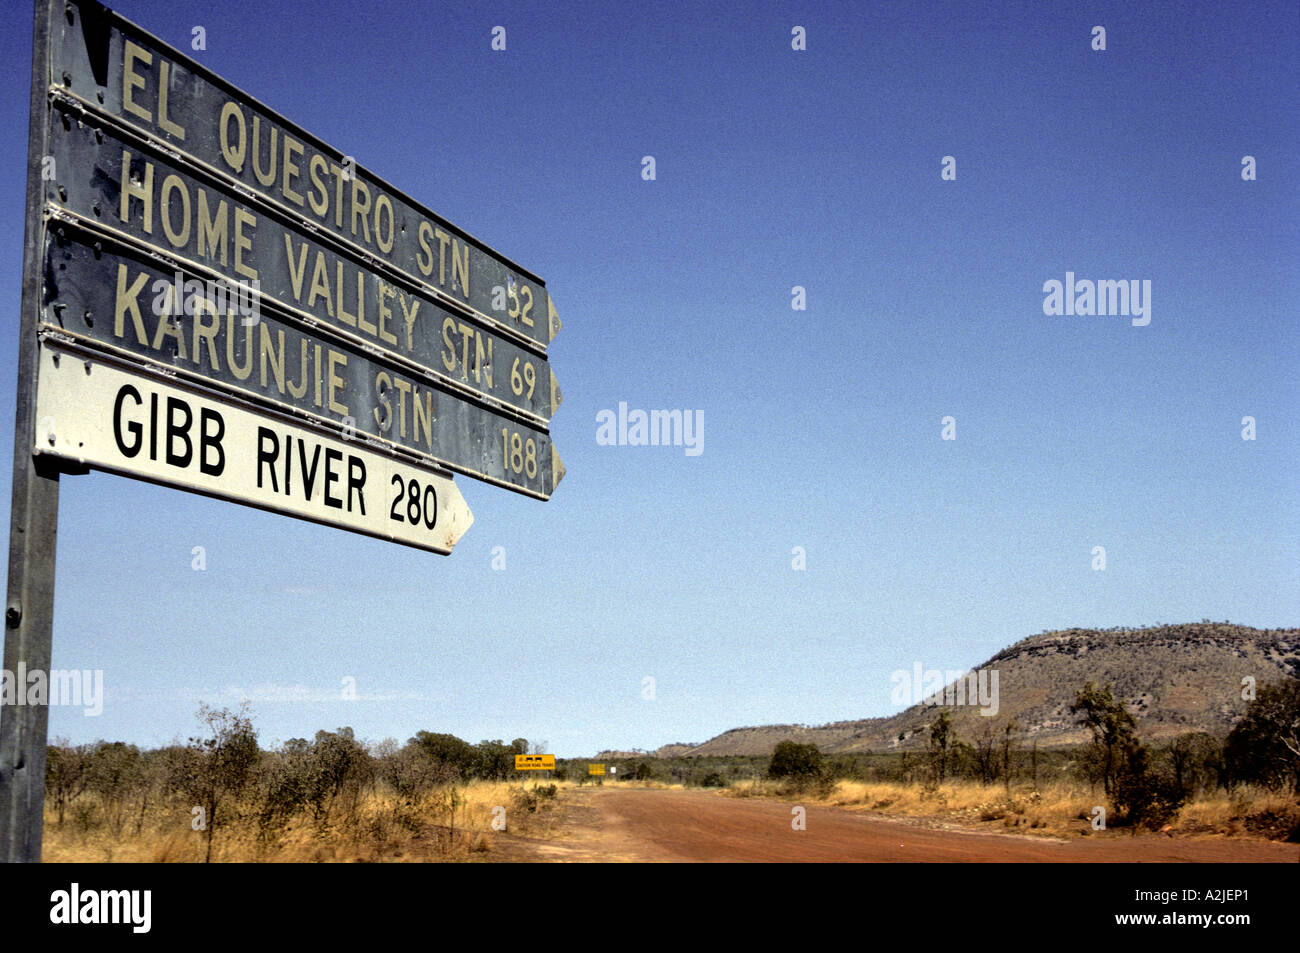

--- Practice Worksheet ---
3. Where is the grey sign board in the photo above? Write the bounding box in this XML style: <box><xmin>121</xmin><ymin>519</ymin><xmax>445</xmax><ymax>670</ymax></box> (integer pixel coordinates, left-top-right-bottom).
<box><xmin>34</xmin><ymin>0</ymin><xmax>564</xmax><ymax>498</ymax></box>
<box><xmin>45</xmin><ymin>102</ymin><xmax>560</xmax><ymax>427</ymax></box>
<box><xmin>41</xmin><ymin>224</ymin><xmax>558</xmax><ymax>498</ymax></box>
<box><xmin>47</xmin><ymin>1</ymin><xmax>561</xmax><ymax>350</ymax></box>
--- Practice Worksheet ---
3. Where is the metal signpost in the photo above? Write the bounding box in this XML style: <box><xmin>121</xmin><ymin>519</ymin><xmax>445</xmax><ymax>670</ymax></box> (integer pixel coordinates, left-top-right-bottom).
<box><xmin>0</xmin><ymin>0</ymin><xmax>564</xmax><ymax>862</ymax></box>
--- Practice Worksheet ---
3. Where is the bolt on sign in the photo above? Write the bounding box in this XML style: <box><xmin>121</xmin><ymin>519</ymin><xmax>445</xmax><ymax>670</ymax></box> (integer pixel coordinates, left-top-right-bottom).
<box><xmin>588</xmin><ymin>763</ymin><xmax>606</xmax><ymax>776</ymax></box>
<box><xmin>515</xmin><ymin>754</ymin><xmax>556</xmax><ymax>771</ymax></box>
<box><xmin>0</xmin><ymin>0</ymin><xmax>565</xmax><ymax>863</ymax></box>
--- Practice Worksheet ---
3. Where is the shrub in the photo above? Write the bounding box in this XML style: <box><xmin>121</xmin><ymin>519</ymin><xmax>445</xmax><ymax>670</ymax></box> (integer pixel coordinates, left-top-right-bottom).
<box><xmin>1225</xmin><ymin>680</ymin><xmax>1300</xmax><ymax>792</ymax></box>
<box><xmin>768</xmin><ymin>741</ymin><xmax>823</xmax><ymax>786</ymax></box>
<box><xmin>511</xmin><ymin>788</ymin><xmax>540</xmax><ymax>814</ymax></box>
<box><xmin>1110</xmin><ymin>744</ymin><xmax>1185</xmax><ymax>829</ymax></box>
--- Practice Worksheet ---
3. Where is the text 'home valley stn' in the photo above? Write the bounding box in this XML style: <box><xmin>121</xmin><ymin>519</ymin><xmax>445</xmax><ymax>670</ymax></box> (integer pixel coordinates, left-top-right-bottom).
<box><xmin>101</xmin><ymin>51</ymin><xmax>556</xmax><ymax>425</ymax></box>
<box><xmin>40</xmin><ymin>11</ymin><xmax>566</xmax><ymax>499</ymax></box>
<box><xmin>115</xmin><ymin>39</ymin><xmax>550</xmax><ymax>345</ymax></box>
<box><xmin>83</xmin><ymin>129</ymin><xmax>556</xmax><ymax>425</ymax></box>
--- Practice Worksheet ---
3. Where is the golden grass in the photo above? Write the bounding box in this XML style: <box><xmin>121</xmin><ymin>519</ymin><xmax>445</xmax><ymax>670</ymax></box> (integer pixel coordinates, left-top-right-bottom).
<box><xmin>1174</xmin><ymin>786</ymin><xmax>1300</xmax><ymax>836</ymax></box>
<box><xmin>41</xmin><ymin>775</ymin><xmax>1299</xmax><ymax>859</ymax></box>
<box><xmin>42</xmin><ymin>779</ymin><xmax>573</xmax><ymax>863</ymax></box>
<box><xmin>725</xmin><ymin>778</ymin><xmax>1299</xmax><ymax>839</ymax></box>
<box><xmin>598</xmin><ymin>779</ymin><xmax>685</xmax><ymax>790</ymax></box>
<box><xmin>819</xmin><ymin>779</ymin><xmax>1093</xmax><ymax>834</ymax></box>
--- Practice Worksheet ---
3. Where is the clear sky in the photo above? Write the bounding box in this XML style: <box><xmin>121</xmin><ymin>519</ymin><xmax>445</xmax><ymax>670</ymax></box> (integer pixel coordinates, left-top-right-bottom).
<box><xmin>0</xmin><ymin>0</ymin><xmax>1295</xmax><ymax>757</ymax></box>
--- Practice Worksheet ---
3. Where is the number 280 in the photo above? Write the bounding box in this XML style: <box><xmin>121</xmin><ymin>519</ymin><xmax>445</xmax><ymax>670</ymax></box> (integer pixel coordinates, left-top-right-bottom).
<box><xmin>389</xmin><ymin>474</ymin><xmax>438</xmax><ymax>529</ymax></box>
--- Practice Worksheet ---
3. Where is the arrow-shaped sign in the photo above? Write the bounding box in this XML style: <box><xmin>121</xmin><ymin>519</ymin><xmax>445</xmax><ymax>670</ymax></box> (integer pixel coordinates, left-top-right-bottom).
<box><xmin>33</xmin><ymin>344</ymin><xmax>474</xmax><ymax>555</ymax></box>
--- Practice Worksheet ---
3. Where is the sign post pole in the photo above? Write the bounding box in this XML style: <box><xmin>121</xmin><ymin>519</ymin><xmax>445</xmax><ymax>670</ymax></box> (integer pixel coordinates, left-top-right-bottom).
<box><xmin>2</xmin><ymin>0</ymin><xmax>566</xmax><ymax>860</ymax></box>
<box><xmin>0</xmin><ymin>0</ymin><xmax>58</xmax><ymax>864</ymax></box>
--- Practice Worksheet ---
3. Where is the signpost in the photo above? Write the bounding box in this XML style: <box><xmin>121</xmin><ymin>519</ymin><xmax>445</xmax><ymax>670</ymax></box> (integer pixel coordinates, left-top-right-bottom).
<box><xmin>588</xmin><ymin>763</ymin><xmax>606</xmax><ymax>777</ymax></box>
<box><xmin>41</xmin><ymin>46</ymin><xmax>563</xmax><ymax>498</ymax></box>
<box><xmin>0</xmin><ymin>0</ymin><xmax>565</xmax><ymax>861</ymax></box>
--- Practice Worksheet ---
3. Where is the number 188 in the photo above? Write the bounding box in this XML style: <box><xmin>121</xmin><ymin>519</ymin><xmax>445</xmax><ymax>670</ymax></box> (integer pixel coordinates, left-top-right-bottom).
<box><xmin>501</xmin><ymin>427</ymin><xmax>537</xmax><ymax>478</ymax></box>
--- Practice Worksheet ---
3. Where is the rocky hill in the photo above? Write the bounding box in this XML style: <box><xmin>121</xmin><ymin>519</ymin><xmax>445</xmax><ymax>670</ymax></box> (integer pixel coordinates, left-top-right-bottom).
<box><xmin>659</xmin><ymin>623</ymin><xmax>1299</xmax><ymax>757</ymax></box>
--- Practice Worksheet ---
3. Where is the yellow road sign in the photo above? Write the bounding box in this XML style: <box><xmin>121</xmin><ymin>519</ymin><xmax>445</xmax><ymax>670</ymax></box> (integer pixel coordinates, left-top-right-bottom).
<box><xmin>588</xmin><ymin>763</ymin><xmax>605</xmax><ymax>776</ymax></box>
<box><xmin>515</xmin><ymin>754</ymin><xmax>555</xmax><ymax>771</ymax></box>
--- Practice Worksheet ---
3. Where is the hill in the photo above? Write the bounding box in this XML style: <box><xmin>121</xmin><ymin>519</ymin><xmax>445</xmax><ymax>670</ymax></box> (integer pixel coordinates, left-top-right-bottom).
<box><xmin>666</xmin><ymin>623</ymin><xmax>1299</xmax><ymax>757</ymax></box>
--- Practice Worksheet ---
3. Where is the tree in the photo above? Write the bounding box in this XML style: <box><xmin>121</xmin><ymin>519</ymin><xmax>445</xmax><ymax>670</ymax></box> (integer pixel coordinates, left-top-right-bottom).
<box><xmin>1071</xmin><ymin>682</ymin><xmax>1180</xmax><ymax>828</ymax></box>
<box><xmin>470</xmin><ymin>738</ymin><xmax>529</xmax><ymax>781</ymax></box>
<box><xmin>1168</xmin><ymin>732</ymin><xmax>1222</xmax><ymax>799</ymax></box>
<box><xmin>257</xmin><ymin>742</ymin><xmax>309</xmax><ymax>835</ymax></box>
<box><xmin>305</xmin><ymin>728</ymin><xmax>372</xmax><ymax>826</ymax></box>
<box><xmin>1225</xmin><ymin>679</ymin><xmax>1300</xmax><ymax>792</ymax></box>
<box><xmin>45</xmin><ymin>738</ymin><xmax>90</xmax><ymax>825</ymax></box>
<box><xmin>176</xmin><ymin>703</ymin><xmax>259</xmax><ymax>862</ymax></box>
<box><xmin>927</xmin><ymin>711</ymin><xmax>953</xmax><ymax>783</ymax></box>
<box><xmin>409</xmin><ymin>731</ymin><xmax>476</xmax><ymax>779</ymax></box>
<box><xmin>85</xmin><ymin>741</ymin><xmax>142</xmax><ymax>837</ymax></box>
<box><xmin>768</xmin><ymin>741</ymin><xmax>823</xmax><ymax>783</ymax></box>
<box><xmin>1070</xmin><ymin>682</ymin><xmax>1137</xmax><ymax>795</ymax></box>
<box><xmin>972</xmin><ymin>723</ymin><xmax>999</xmax><ymax>784</ymax></box>
<box><xmin>256</xmin><ymin>728</ymin><xmax>374</xmax><ymax>833</ymax></box>
<box><xmin>374</xmin><ymin>740</ymin><xmax>454</xmax><ymax>805</ymax></box>
<box><xmin>1000</xmin><ymin>719</ymin><xmax>1019</xmax><ymax>792</ymax></box>
<box><xmin>1110</xmin><ymin>739</ymin><xmax>1184</xmax><ymax>829</ymax></box>
<box><xmin>132</xmin><ymin>748</ymin><xmax>170</xmax><ymax>836</ymax></box>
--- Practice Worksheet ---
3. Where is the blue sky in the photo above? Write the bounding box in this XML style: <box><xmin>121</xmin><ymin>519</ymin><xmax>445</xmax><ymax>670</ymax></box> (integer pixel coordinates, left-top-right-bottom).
<box><xmin>0</xmin><ymin>0</ymin><xmax>1295</xmax><ymax>756</ymax></box>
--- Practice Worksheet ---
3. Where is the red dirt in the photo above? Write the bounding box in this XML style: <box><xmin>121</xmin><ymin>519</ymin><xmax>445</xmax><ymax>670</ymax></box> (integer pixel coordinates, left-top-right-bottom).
<box><xmin>495</xmin><ymin>787</ymin><xmax>1300</xmax><ymax>863</ymax></box>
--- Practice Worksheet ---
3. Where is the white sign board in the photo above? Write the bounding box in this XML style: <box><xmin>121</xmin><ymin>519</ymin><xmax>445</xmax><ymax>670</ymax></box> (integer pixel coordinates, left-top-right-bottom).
<box><xmin>34</xmin><ymin>346</ymin><xmax>473</xmax><ymax>554</ymax></box>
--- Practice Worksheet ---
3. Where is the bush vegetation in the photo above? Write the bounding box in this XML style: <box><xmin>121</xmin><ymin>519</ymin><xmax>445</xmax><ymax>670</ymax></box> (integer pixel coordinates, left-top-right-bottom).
<box><xmin>43</xmin><ymin>708</ymin><xmax>550</xmax><ymax>862</ymax></box>
<box><xmin>44</xmin><ymin>676</ymin><xmax>1299</xmax><ymax>857</ymax></box>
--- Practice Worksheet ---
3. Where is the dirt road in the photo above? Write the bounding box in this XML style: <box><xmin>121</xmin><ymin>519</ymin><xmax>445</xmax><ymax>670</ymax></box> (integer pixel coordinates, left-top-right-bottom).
<box><xmin>497</xmin><ymin>787</ymin><xmax>1298</xmax><ymax>862</ymax></box>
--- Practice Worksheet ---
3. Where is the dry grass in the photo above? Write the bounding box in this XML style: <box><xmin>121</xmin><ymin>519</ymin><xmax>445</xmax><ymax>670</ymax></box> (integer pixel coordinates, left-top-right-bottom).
<box><xmin>820</xmin><ymin>779</ymin><xmax>1093</xmax><ymax>835</ymax></box>
<box><xmin>1174</xmin><ymin>786</ymin><xmax>1300</xmax><ymax>838</ymax></box>
<box><xmin>597</xmin><ymin>779</ymin><xmax>685</xmax><ymax>791</ymax></box>
<box><xmin>42</xmin><ymin>779</ymin><xmax>572</xmax><ymax>863</ymax></box>
<box><xmin>724</xmin><ymin>778</ymin><xmax>1299</xmax><ymax>840</ymax></box>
